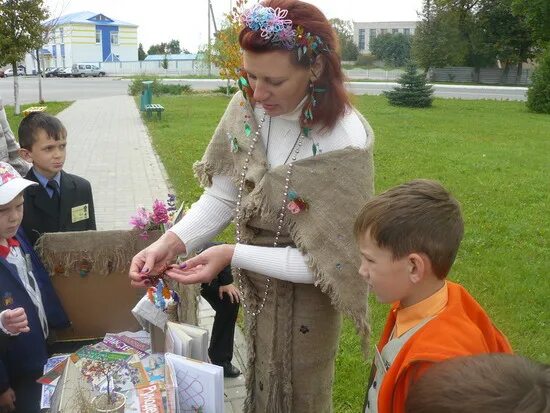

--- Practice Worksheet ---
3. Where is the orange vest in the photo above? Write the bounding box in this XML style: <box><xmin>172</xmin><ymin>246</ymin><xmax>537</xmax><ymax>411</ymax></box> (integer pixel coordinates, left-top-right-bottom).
<box><xmin>375</xmin><ymin>281</ymin><xmax>512</xmax><ymax>413</ymax></box>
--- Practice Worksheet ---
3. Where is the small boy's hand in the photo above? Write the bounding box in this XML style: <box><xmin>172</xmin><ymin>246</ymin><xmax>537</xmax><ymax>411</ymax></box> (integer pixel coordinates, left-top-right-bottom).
<box><xmin>219</xmin><ymin>284</ymin><xmax>241</xmax><ymax>304</ymax></box>
<box><xmin>0</xmin><ymin>387</ymin><xmax>16</xmax><ymax>412</ymax></box>
<box><xmin>1</xmin><ymin>308</ymin><xmax>30</xmax><ymax>334</ymax></box>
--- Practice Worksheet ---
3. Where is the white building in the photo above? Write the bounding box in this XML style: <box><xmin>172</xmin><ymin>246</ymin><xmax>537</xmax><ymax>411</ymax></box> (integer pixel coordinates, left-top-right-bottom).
<box><xmin>353</xmin><ymin>21</ymin><xmax>418</xmax><ymax>54</ymax></box>
<box><xmin>25</xmin><ymin>11</ymin><xmax>138</xmax><ymax>72</ymax></box>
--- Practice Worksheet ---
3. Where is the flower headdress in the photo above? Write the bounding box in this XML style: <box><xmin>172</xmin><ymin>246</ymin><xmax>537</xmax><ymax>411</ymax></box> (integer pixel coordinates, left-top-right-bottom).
<box><xmin>240</xmin><ymin>4</ymin><xmax>328</xmax><ymax>64</ymax></box>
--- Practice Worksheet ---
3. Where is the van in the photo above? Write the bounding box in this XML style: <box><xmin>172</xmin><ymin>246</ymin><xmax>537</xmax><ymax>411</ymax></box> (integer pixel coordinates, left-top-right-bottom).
<box><xmin>71</xmin><ymin>64</ymin><xmax>105</xmax><ymax>77</ymax></box>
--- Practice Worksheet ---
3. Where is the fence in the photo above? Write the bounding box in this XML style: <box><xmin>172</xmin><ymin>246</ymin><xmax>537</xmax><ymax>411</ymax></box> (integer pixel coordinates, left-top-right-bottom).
<box><xmin>430</xmin><ymin>66</ymin><xmax>532</xmax><ymax>85</ymax></box>
<box><xmin>344</xmin><ymin>68</ymin><xmax>405</xmax><ymax>81</ymax></box>
<box><xmin>97</xmin><ymin>60</ymin><xmax>219</xmax><ymax>76</ymax></box>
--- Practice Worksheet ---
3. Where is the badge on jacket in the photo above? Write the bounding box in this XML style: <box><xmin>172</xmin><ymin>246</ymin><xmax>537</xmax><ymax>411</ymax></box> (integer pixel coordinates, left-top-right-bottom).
<box><xmin>3</xmin><ymin>292</ymin><xmax>13</xmax><ymax>307</ymax></box>
<box><xmin>71</xmin><ymin>204</ymin><xmax>90</xmax><ymax>223</ymax></box>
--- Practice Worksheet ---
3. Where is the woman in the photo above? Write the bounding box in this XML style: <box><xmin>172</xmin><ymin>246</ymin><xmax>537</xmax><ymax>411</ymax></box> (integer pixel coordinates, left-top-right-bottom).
<box><xmin>129</xmin><ymin>1</ymin><xmax>374</xmax><ymax>411</ymax></box>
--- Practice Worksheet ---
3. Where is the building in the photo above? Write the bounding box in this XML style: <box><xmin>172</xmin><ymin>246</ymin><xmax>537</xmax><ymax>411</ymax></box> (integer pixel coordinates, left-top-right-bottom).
<box><xmin>25</xmin><ymin>11</ymin><xmax>138</xmax><ymax>71</ymax></box>
<box><xmin>143</xmin><ymin>54</ymin><xmax>198</xmax><ymax>62</ymax></box>
<box><xmin>353</xmin><ymin>21</ymin><xmax>418</xmax><ymax>54</ymax></box>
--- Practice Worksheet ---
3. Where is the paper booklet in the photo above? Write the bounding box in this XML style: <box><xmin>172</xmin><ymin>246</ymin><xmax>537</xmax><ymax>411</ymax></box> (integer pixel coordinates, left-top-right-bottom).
<box><xmin>164</xmin><ymin>353</ymin><xmax>224</xmax><ymax>413</ymax></box>
<box><xmin>165</xmin><ymin>321</ymin><xmax>209</xmax><ymax>362</ymax></box>
<box><xmin>49</xmin><ymin>358</ymin><xmax>93</xmax><ymax>413</ymax></box>
<box><xmin>132</xmin><ymin>294</ymin><xmax>169</xmax><ymax>331</ymax></box>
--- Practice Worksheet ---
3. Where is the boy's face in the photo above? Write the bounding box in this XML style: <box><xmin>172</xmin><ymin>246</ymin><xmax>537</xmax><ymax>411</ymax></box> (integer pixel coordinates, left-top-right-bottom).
<box><xmin>0</xmin><ymin>194</ymin><xmax>24</xmax><ymax>241</ymax></box>
<box><xmin>358</xmin><ymin>230</ymin><xmax>415</xmax><ymax>305</ymax></box>
<box><xmin>20</xmin><ymin>128</ymin><xmax>66</xmax><ymax>179</ymax></box>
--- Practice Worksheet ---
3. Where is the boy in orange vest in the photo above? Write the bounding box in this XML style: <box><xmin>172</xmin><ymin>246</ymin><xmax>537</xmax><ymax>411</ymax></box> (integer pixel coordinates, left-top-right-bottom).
<box><xmin>355</xmin><ymin>179</ymin><xmax>512</xmax><ymax>413</ymax></box>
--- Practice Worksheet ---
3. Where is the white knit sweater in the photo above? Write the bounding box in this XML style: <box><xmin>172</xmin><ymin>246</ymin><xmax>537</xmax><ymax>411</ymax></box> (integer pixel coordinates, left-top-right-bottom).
<box><xmin>169</xmin><ymin>100</ymin><xmax>368</xmax><ymax>284</ymax></box>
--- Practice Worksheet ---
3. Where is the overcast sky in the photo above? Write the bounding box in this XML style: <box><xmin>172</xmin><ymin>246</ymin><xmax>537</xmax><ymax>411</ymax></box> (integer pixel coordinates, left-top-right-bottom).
<box><xmin>44</xmin><ymin>0</ymin><xmax>423</xmax><ymax>53</ymax></box>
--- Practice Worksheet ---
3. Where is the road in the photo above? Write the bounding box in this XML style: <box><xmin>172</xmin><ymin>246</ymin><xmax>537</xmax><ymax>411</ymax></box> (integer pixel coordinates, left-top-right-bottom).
<box><xmin>0</xmin><ymin>76</ymin><xmax>527</xmax><ymax>105</ymax></box>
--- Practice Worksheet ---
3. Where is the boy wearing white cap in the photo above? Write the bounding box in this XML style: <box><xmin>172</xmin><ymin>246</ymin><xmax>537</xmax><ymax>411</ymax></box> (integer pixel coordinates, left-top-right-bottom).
<box><xmin>0</xmin><ymin>162</ymin><xmax>69</xmax><ymax>413</ymax></box>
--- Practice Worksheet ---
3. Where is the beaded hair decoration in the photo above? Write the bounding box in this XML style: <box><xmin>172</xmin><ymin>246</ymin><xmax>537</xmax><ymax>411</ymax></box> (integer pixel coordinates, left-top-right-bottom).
<box><xmin>240</xmin><ymin>4</ymin><xmax>328</xmax><ymax>64</ymax></box>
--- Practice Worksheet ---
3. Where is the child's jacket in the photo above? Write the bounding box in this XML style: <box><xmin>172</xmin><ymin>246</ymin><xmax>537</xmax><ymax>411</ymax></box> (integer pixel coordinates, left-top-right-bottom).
<box><xmin>372</xmin><ymin>281</ymin><xmax>512</xmax><ymax>413</ymax></box>
<box><xmin>0</xmin><ymin>228</ymin><xmax>69</xmax><ymax>392</ymax></box>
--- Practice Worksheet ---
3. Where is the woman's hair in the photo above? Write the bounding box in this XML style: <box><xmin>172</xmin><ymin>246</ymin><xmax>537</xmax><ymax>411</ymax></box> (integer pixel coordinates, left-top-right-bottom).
<box><xmin>239</xmin><ymin>0</ymin><xmax>350</xmax><ymax>131</ymax></box>
<box><xmin>406</xmin><ymin>354</ymin><xmax>550</xmax><ymax>413</ymax></box>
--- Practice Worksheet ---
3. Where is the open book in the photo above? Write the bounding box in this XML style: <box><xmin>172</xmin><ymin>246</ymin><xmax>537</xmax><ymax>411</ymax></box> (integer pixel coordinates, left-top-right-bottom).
<box><xmin>165</xmin><ymin>321</ymin><xmax>209</xmax><ymax>362</ymax></box>
<box><xmin>165</xmin><ymin>353</ymin><xmax>223</xmax><ymax>413</ymax></box>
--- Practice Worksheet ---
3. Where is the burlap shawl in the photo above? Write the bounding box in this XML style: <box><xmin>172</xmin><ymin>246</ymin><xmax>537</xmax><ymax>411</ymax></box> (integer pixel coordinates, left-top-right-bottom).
<box><xmin>194</xmin><ymin>92</ymin><xmax>375</xmax><ymax>353</ymax></box>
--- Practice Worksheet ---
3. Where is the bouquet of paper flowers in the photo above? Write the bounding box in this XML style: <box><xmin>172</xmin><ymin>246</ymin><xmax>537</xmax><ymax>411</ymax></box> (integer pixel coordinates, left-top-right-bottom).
<box><xmin>130</xmin><ymin>194</ymin><xmax>183</xmax><ymax>318</ymax></box>
<box><xmin>129</xmin><ymin>194</ymin><xmax>179</xmax><ymax>240</ymax></box>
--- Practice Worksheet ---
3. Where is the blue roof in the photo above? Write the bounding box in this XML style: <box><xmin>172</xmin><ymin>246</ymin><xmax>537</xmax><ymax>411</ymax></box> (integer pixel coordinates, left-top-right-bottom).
<box><xmin>46</xmin><ymin>11</ymin><xmax>137</xmax><ymax>27</ymax></box>
<box><xmin>144</xmin><ymin>54</ymin><xmax>197</xmax><ymax>61</ymax></box>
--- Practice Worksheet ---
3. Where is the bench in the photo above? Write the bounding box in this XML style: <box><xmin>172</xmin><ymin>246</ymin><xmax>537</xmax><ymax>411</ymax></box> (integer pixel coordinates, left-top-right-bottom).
<box><xmin>144</xmin><ymin>104</ymin><xmax>165</xmax><ymax>120</ymax></box>
<box><xmin>22</xmin><ymin>106</ymin><xmax>47</xmax><ymax>116</ymax></box>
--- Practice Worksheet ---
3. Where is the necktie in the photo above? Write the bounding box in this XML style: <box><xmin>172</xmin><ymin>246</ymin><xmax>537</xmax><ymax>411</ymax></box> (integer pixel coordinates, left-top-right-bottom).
<box><xmin>46</xmin><ymin>179</ymin><xmax>60</xmax><ymax>205</ymax></box>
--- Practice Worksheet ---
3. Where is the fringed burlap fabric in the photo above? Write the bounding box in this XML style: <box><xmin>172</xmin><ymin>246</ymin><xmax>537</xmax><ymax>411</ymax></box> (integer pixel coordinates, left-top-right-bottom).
<box><xmin>194</xmin><ymin>92</ymin><xmax>375</xmax><ymax>412</ymax></box>
<box><xmin>36</xmin><ymin>230</ymin><xmax>198</xmax><ymax>339</ymax></box>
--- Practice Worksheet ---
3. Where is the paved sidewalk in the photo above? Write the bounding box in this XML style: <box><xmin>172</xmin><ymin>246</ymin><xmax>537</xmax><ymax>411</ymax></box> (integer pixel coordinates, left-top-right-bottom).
<box><xmin>58</xmin><ymin>95</ymin><xmax>246</xmax><ymax>412</ymax></box>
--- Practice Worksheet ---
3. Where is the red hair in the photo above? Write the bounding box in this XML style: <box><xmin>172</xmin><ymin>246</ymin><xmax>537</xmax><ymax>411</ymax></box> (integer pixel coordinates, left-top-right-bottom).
<box><xmin>239</xmin><ymin>0</ymin><xmax>350</xmax><ymax>131</ymax></box>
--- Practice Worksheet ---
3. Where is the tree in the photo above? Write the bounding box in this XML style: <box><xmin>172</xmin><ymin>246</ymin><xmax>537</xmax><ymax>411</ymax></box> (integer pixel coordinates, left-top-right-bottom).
<box><xmin>512</xmin><ymin>0</ymin><xmax>550</xmax><ymax>45</ymax></box>
<box><xmin>147</xmin><ymin>40</ymin><xmax>189</xmax><ymax>56</ymax></box>
<box><xmin>0</xmin><ymin>0</ymin><xmax>49</xmax><ymax>114</ymax></box>
<box><xmin>210</xmin><ymin>0</ymin><xmax>248</xmax><ymax>90</ymax></box>
<box><xmin>370</xmin><ymin>33</ymin><xmax>412</xmax><ymax>67</ymax></box>
<box><xmin>138</xmin><ymin>43</ymin><xmax>147</xmax><ymax>61</ymax></box>
<box><xmin>384</xmin><ymin>63</ymin><xmax>434</xmax><ymax>107</ymax></box>
<box><xmin>526</xmin><ymin>46</ymin><xmax>550</xmax><ymax>113</ymax></box>
<box><xmin>329</xmin><ymin>18</ymin><xmax>359</xmax><ymax>61</ymax></box>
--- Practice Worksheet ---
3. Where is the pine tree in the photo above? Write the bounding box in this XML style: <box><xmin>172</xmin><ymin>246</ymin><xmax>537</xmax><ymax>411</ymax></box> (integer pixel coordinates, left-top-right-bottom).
<box><xmin>384</xmin><ymin>63</ymin><xmax>434</xmax><ymax>107</ymax></box>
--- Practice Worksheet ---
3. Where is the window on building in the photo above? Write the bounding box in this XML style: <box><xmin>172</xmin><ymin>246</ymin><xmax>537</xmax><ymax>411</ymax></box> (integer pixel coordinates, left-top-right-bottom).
<box><xmin>358</xmin><ymin>29</ymin><xmax>365</xmax><ymax>51</ymax></box>
<box><xmin>96</xmin><ymin>30</ymin><xmax>101</xmax><ymax>43</ymax></box>
<box><xmin>392</xmin><ymin>29</ymin><xmax>398</xmax><ymax>34</ymax></box>
<box><xmin>404</xmin><ymin>28</ymin><xmax>411</xmax><ymax>36</ymax></box>
<box><xmin>49</xmin><ymin>31</ymin><xmax>56</xmax><ymax>44</ymax></box>
<box><xmin>110</xmin><ymin>31</ymin><xmax>119</xmax><ymax>45</ymax></box>
<box><xmin>369</xmin><ymin>29</ymin><xmax>377</xmax><ymax>39</ymax></box>
<box><xmin>60</xmin><ymin>27</ymin><xmax>64</xmax><ymax>42</ymax></box>
<box><xmin>380</xmin><ymin>29</ymin><xmax>387</xmax><ymax>35</ymax></box>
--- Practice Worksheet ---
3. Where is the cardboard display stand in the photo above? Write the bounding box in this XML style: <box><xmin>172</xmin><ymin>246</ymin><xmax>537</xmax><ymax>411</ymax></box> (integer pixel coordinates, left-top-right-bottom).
<box><xmin>37</xmin><ymin>230</ymin><xmax>198</xmax><ymax>341</ymax></box>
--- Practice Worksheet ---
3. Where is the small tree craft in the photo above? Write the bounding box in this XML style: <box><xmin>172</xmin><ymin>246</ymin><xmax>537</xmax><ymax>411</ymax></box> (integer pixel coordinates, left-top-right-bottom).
<box><xmin>384</xmin><ymin>62</ymin><xmax>434</xmax><ymax>108</ymax></box>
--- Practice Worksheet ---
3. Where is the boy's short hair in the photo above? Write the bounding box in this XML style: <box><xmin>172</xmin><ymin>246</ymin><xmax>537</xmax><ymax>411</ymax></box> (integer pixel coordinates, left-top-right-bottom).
<box><xmin>405</xmin><ymin>354</ymin><xmax>550</xmax><ymax>413</ymax></box>
<box><xmin>354</xmin><ymin>179</ymin><xmax>464</xmax><ymax>278</ymax></box>
<box><xmin>18</xmin><ymin>112</ymin><xmax>67</xmax><ymax>150</ymax></box>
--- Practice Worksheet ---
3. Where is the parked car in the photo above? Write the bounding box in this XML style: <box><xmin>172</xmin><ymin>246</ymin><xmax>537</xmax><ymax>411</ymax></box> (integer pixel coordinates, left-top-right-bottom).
<box><xmin>4</xmin><ymin>66</ymin><xmax>25</xmax><ymax>77</ymax></box>
<box><xmin>57</xmin><ymin>67</ymin><xmax>73</xmax><ymax>78</ymax></box>
<box><xmin>0</xmin><ymin>70</ymin><xmax>4</xmax><ymax>78</ymax></box>
<box><xmin>71</xmin><ymin>63</ymin><xmax>105</xmax><ymax>77</ymax></box>
<box><xmin>44</xmin><ymin>67</ymin><xmax>62</xmax><ymax>77</ymax></box>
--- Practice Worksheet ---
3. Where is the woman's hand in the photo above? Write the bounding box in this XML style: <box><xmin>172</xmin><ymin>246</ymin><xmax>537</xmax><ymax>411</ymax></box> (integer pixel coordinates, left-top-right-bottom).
<box><xmin>0</xmin><ymin>388</ymin><xmax>16</xmax><ymax>413</ymax></box>
<box><xmin>1</xmin><ymin>308</ymin><xmax>29</xmax><ymax>335</ymax></box>
<box><xmin>219</xmin><ymin>283</ymin><xmax>241</xmax><ymax>304</ymax></box>
<box><xmin>129</xmin><ymin>231</ymin><xmax>186</xmax><ymax>288</ymax></box>
<box><xmin>165</xmin><ymin>244</ymin><xmax>235</xmax><ymax>285</ymax></box>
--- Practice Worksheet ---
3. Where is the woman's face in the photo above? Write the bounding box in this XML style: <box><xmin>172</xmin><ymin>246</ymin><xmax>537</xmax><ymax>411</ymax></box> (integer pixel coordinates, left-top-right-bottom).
<box><xmin>243</xmin><ymin>50</ymin><xmax>311</xmax><ymax>117</ymax></box>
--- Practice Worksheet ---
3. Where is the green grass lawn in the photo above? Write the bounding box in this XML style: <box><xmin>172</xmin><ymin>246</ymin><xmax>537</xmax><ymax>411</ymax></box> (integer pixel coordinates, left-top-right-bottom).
<box><xmin>140</xmin><ymin>94</ymin><xmax>549</xmax><ymax>412</ymax></box>
<box><xmin>4</xmin><ymin>101</ymin><xmax>73</xmax><ymax>135</ymax></box>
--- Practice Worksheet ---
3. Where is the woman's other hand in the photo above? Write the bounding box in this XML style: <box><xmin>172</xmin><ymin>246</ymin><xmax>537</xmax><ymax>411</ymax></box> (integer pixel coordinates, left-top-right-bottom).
<box><xmin>129</xmin><ymin>231</ymin><xmax>186</xmax><ymax>287</ymax></box>
<box><xmin>165</xmin><ymin>244</ymin><xmax>235</xmax><ymax>285</ymax></box>
<box><xmin>219</xmin><ymin>283</ymin><xmax>241</xmax><ymax>304</ymax></box>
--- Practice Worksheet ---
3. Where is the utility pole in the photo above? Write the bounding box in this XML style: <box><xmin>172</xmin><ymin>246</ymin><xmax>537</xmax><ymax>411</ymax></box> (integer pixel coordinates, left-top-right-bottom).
<box><xmin>207</xmin><ymin>0</ymin><xmax>211</xmax><ymax>76</ymax></box>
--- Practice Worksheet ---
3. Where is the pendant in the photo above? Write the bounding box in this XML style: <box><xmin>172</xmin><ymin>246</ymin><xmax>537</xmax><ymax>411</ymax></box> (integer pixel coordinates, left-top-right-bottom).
<box><xmin>227</xmin><ymin>132</ymin><xmax>239</xmax><ymax>153</ymax></box>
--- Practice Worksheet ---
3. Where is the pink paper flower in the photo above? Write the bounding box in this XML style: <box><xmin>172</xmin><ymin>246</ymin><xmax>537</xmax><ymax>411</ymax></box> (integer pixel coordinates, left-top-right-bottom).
<box><xmin>152</xmin><ymin>199</ymin><xmax>169</xmax><ymax>225</ymax></box>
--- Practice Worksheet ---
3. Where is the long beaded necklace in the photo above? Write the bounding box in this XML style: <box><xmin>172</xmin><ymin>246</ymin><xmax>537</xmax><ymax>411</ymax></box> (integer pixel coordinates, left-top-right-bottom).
<box><xmin>235</xmin><ymin>111</ymin><xmax>305</xmax><ymax>317</ymax></box>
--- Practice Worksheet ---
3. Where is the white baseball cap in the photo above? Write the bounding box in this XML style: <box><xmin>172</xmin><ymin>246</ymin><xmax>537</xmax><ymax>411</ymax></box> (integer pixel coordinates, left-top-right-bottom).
<box><xmin>0</xmin><ymin>162</ymin><xmax>37</xmax><ymax>205</ymax></box>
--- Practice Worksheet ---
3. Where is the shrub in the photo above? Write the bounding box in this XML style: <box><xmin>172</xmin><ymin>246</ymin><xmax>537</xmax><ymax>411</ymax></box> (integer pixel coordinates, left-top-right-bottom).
<box><xmin>527</xmin><ymin>47</ymin><xmax>550</xmax><ymax>114</ymax></box>
<box><xmin>384</xmin><ymin>63</ymin><xmax>434</xmax><ymax>107</ymax></box>
<box><xmin>356</xmin><ymin>53</ymin><xmax>378</xmax><ymax>67</ymax></box>
<box><xmin>128</xmin><ymin>75</ymin><xmax>192</xmax><ymax>96</ymax></box>
<box><xmin>213</xmin><ymin>85</ymin><xmax>238</xmax><ymax>95</ymax></box>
